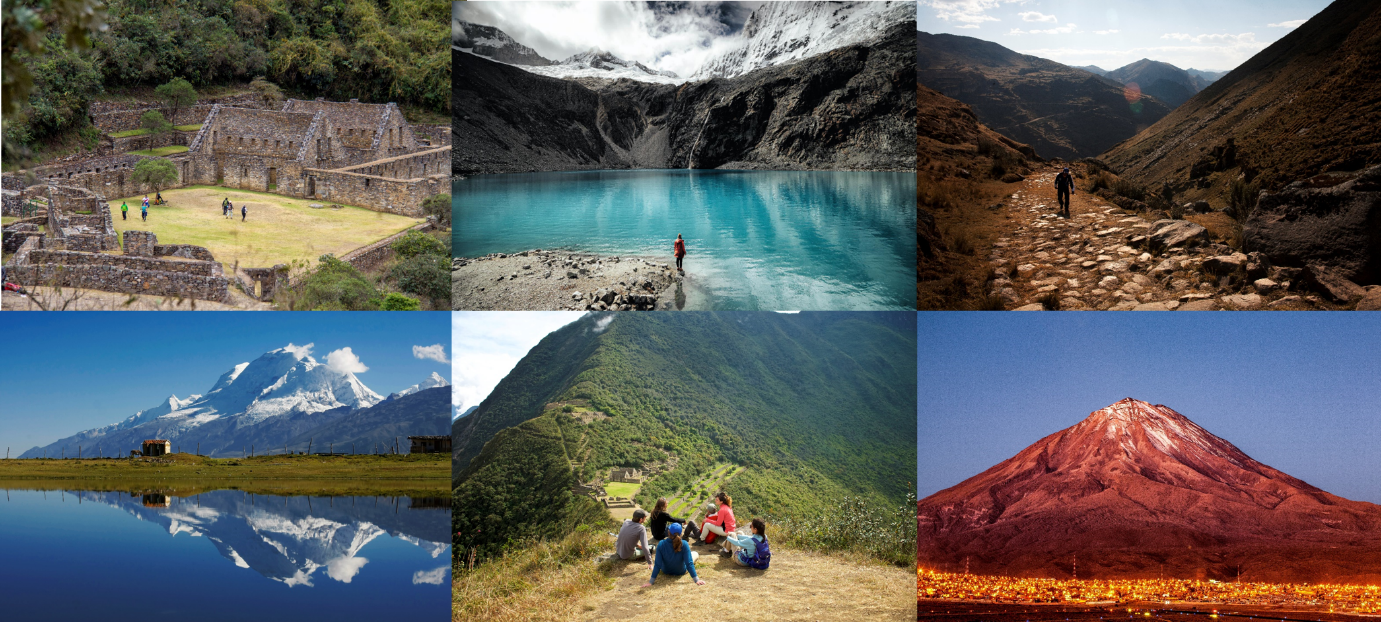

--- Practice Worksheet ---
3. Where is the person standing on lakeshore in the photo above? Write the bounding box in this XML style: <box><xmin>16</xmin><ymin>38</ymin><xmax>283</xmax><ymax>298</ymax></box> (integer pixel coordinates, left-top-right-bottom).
<box><xmin>674</xmin><ymin>234</ymin><xmax>687</xmax><ymax>272</ymax></box>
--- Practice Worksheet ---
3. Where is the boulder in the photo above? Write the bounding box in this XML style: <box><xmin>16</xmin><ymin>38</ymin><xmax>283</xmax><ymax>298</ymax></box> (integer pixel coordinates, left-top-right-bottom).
<box><xmin>1253</xmin><ymin>278</ymin><xmax>1278</xmax><ymax>292</ymax></box>
<box><xmin>1147</xmin><ymin>220</ymin><xmax>1207</xmax><ymax>249</ymax></box>
<box><xmin>1356</xmin><ymin>287</ymin><xmax>1381</xmax><ymax>311</ymax></box>
<box><xmin>1013</xmin><ymin>303</ymin><xmax>1044</xmax><ymax>311</ymax></box>
<box><xmin>1178</xmin><ymin>298</ymin><xmax>1219</xmax><ymax>311</ymax></box>
<box><xmin>1151</xmin><ymin>258</ymin><xmax>1179</xmax><ymax>275</ymax></box>
<box><xmin>1221</xmin><ymin>293</ymin><xmax>1263</xmax><ymax>310</ymax></box>
<box><xmin>1201</xmin><ymin>253</ymin><xmax>1248</xmax><ymax>275</ymax></box>
<box><xmin>1244</xmin><ymin>164</ymin><xmax>1381</xmax><ymax>285</ymax></box>
<box><xmin>1302</xmin><ymin>263</ymin><xmax>1366</xmax><ymax>303</ymax></box>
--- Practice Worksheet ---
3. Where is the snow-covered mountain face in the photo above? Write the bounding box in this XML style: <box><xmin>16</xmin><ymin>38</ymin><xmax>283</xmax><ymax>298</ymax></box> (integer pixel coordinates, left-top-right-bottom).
<box><xmin>89</xmin><ymin>490</ymin><xmax>449</xmax><ymax>586</ymax></box>
<box><xmin>453</xmin><ymin>20</ymin><xmax>554</xmax><ymax>66</ymax></box>
<box><xmin>692</xmin><ymin>1</ymin><xmax>913</xmax><ymax>80</ymax></box>
<box><xmin>387</xmin><ymin>372</ymin><xmax>450</xmax><ymax>401</ymax></box>
<box><xmin>522</xmin><ymin>49</ymin><xmax>681</xmax><ymax>84</ymax></box>
<box><xmin>20</xmin><ymin>344</ymin><xmax>383</xmax><ymax>459</ymax></box>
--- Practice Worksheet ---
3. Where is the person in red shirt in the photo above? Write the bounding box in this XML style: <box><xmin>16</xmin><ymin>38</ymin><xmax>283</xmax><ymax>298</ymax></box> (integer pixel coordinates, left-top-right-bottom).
<box><xmin>674</xmin><ymin>234</ymin><xmax>687</xmax><ymax>272</ymax></box>
<box><xmin>699</xmin><ymin>492</ymin><xmax>737</xmax><ymax>556</ymax></box>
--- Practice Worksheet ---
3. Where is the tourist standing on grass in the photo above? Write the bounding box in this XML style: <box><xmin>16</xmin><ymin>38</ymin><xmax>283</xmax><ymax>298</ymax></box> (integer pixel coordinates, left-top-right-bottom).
<box><xmin>241</xmin><ymin>204</ymin><xmax>247</xmax><ymax>222</ymax></box>
<box><xmin>700</xmin><ymin>492</ymin><xmax>737</xmax><ymax>556</ymax></box>
<box><xmin>225</xmin><ymin>200</ymin><xmax>233</xmax><ymax>219</ymax></box>
<box><xmin>725</xmin><ymin>518</ymin><xmax>771</xmax><ymax>569</ymax></box>
<box><xmin>1055</xmin><ymin>168</ymin><xmax>1075</xmax><ymax>218</ymax></box>
<box><xmin>120</xmin><ymin>202</ymin><xmax>128</xmax><ymax>220</ymax></box>
<box><xmin>140</xmin><ymin>202</ymin><xmax>148</xmax><ymax>222</ymax></box>
<box><xmin>649</xmin><ymin>498</ymin><xmax>701</xmax><ymax>544</ymax></box>
<box><xmin>674</xmin><ymin>234</ymin><xmax>686</xmax><ymax>272</ymax></box>
<box><xmin>643</xmin><ymin>523</ymin><xmax>704</xmax><ymax>587</ymax></box>
<box><xmin>616</xmin><ymin>509</ymin><xmax>654</xmax><ymax>568</ymax></box>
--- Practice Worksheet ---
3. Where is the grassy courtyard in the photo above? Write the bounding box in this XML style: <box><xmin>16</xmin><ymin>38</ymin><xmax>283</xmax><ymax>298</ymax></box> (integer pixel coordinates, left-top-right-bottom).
<box><xmin>108</xmin><ymin>185</ymin><xmax>421</xmax><ymax>269</ymax></box>
<box><xmin>127</xmin><ymin>145</ymin><xmax>188</xmax><ymax>156</ymax></box>
<box><xmin>603</xmin><ymin>482</ymin><xmax>640</xmax><ymax>499</ymax></box>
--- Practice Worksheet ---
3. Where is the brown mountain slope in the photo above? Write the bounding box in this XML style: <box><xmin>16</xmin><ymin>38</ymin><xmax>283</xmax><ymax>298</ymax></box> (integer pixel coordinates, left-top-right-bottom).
<box><xmin>1102</xmin><ymin>0</ymin><xmax>1381</xmax><ymax>199</ymax></box>
<box><xmin>917</xmin><ymin>32</ymin><xmax>1172</xmax><ymax>161</ymax></box>
<box><xmin>917</xmin><ymin>398</ymin><xmax>1381</xmax><ymax>583</ymax></box>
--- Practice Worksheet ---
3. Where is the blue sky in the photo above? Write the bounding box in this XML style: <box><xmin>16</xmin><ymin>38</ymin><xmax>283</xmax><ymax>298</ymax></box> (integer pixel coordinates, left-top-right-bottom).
<box><xmin>452</xmin><ymin>311</ymin><xmax>582</xmax><ymax>416</ymax></box>
<box><xmin>917</xmin><ymin>313</ymin><xmax>1381</xmax><ymax>504</ymax></box>
<box><xmin>0</xmin><ymin>313</ymin><xmax>450</xmax><ymax>453</ymax></box>
<box><xmin>918</xmin><ymin>0</ymin><xmax>1331</xmax><ymax>71</ymax></box>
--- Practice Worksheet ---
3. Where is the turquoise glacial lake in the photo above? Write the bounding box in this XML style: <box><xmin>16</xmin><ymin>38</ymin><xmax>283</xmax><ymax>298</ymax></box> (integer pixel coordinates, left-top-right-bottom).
<box><xmin>0</xmin><ymin>489</ymin><xmax>450</xmax><ymax>621</ymax></box>
<box><xmin>453</xmin><ymin>170</ymin><xmax>916</xmax><ymax>310</ymax></box>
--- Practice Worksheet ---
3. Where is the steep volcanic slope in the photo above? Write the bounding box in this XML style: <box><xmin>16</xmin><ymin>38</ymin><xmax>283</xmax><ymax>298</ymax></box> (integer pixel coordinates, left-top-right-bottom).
<box><xmin>1102</xmin><ymin>0</ymin><xmax>1381</xmax><ymax>196</ymax></box>
<box><xmin>1104</xmin><ymin>59</ymin><xmax>1209</xmax><ymax>109</ymax></box>
<box><xmin>454</xmin><ymin>18</ymin><xmax>915</xmax><ymax>174</ymax></box>
<box><xmin>454</xmin><ymin>312</ymin><xmax>916</xmax><ymax>560</ymax></box>
<box><xmin>917</xmin><ymin>32</ymin><xmax>1171</xmax><ymax>161</ymax></box>
<box><xmin>917</xmin><ymin>398</ymin><xmax>1381</xmax><ymax>583</ymax></box>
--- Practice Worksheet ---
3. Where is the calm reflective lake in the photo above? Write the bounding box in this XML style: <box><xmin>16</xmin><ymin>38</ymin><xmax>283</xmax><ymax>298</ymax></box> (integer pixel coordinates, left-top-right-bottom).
<box><xmin>453</xmin><ymin>170</ymin><xmax>916</xmax><ymax>310</ymax></box>
<box><xmin>0</xmin><ymin>489</ymin><xmax>450</xmax><ymax>621</ymax></box>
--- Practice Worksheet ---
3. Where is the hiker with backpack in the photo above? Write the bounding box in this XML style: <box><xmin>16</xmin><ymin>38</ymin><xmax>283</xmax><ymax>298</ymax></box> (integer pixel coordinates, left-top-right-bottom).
<box><xmin>642</xmin><ymin>523</ymin><xmax>705</xmax><ymax>587</ymax></box>
<box><xmin>649</xmin><ymin>497</ymin><xmax>701</xmax><ymax>544</ymax></box>
<box><xmin>699</xmin><ymin>492</ymin><xmax>737</xmax><ymax>556</ymax></box>
<box><xmin>1054</xmin><ymin>167</ymin><xmax>1075</xmax><ymax>218</ymax></box>
<box><xmin>725</xmin><ymin>518</ymin><xmax>771</xmax><ymax>570</ymax></box>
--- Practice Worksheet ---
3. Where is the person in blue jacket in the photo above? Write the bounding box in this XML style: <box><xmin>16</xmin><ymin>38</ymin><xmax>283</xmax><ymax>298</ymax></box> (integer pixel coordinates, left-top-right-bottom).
<box><xmin>725</xmin><ymin>518</ymin><xmax>771</xmax><ymax>569</ymax></box>
<box><xmin>642</xmin><ymin>523</ymin><xmax>705</xmax><ymax>587</ymax></box>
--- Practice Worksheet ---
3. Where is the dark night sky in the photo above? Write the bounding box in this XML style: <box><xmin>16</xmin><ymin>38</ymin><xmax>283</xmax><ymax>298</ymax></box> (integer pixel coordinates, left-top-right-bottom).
<box><xmin>918</xmin><ymin>313</ymin><xmax>1381</xmax><ymax>504</ymax></box>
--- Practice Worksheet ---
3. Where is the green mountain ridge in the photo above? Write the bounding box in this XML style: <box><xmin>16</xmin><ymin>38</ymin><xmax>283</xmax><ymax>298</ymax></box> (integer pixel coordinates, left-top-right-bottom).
<box><xmin>452</xmin><ymin>312</ymin><xmax>917</xmax><ymax>562</ymax></box>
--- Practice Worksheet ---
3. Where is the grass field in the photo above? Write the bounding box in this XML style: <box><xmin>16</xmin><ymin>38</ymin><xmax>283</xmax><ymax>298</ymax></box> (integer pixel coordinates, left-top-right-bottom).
<box><xmin>128</xmin><ymin>145</ymin><xmax>189</xmax><ymax>156</ymax></box>
<box><xmin>108</xmin><ymin>128</ymin><xmax>150</xmax><ymax>138</ymax></box>
<box><xmin>173</xmin><ymin>124</ymin><xmax>202</xmax><ymax>131</ymax></box>
<box><xmin>108</xmin><ymin>185</ymin><xmax>421</xmax><ymax>268</ymax></box>
<box><xmin>0</xmin><ymin>452</ymin><xmax>449</xmax><ymax>496</ymax></box>
<box><xmin>604</xmin><ymin>482</ymin><xmax>640</xmax><ymax>499</ymax></box>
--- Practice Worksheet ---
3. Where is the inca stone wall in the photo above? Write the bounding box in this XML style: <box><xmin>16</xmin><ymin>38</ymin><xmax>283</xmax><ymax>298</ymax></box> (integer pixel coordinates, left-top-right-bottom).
<box><xmin>108</xmin><ymin>129</ymin><xmax>197</xmax><ymax>154</ymax></box>
<box><xmin>122</xmin><ymin>230</ymin><xmax>157</xmax><ymax>256</ymax></box>
<box><xmin>93</xmin><ymin>105</ymin><xmax>213</xmax><ymax>133</ymax></box>
<box><xmin>26</xmin><ymin>249</ymin><xmax>222</xmax><ymax>277</ymax></box>
<box><xmin>412</xmin><ymin>125</ymin><xmax>452</xmax><ymax>148</ymax></box>
<box><xmin>339</xmin><ymin>222</ymin><xmax>436</xmax><ymax>272</ymax></box>
<box><xmin>5</xmin><ymin>263</ymin><xmax>231</xmax><ymax>302</ymax></box>
<box><xmin>303</xmin><ymin>169</ymin><xmax>443</xmax><ymax>217</ymax></box>
<box><xmin>336</xmin><ymin>147</ymin><xmax>450</xmax><ymax>179</ymax></box>
<box><xmin>154</xmin><ymin>244</ymin><xmax>216</xmax><ymax>262</ymax></box>
<box><xmin>3</xmin><ymin>154</ymin><xmax>166</xmax><ymax>199</ymax></box>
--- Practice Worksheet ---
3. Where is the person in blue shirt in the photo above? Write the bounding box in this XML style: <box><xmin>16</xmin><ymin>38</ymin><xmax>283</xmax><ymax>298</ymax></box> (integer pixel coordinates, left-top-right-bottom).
<box><xmin>725</xmin><ymin>518</ymin><xmax>769</xmax><ymax>568</ymax></box>
<box><xmin>642</xmin><ymin>523</ymin><xmax>705</xmax><ymax>587</ymax></box>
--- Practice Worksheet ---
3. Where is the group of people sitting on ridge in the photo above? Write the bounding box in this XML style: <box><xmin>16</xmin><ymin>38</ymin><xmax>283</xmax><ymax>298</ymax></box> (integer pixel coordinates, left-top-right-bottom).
<box><xmin>614</xmin><ymin>491</ymin><xmax>772</xmax><ymax>588</ymax></box>
<box><xmin>221</xmin><ymin>197</ymin><xmax>246</xmax><ymax>221</ymax></box>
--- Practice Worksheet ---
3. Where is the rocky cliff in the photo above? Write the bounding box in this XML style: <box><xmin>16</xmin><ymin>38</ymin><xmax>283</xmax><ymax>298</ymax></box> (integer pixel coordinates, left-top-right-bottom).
<box><xmin>453</xmin><ymin>20</ymin><xmax>915</xmax><ymax>175</ymax></box>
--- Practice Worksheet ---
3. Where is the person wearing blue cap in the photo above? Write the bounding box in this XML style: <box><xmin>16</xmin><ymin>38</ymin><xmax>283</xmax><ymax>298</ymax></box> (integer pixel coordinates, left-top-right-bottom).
<box><xmin>642</xmin><ymin>522</ymin><xmax>705</xmax><ymax>587</ymax></box>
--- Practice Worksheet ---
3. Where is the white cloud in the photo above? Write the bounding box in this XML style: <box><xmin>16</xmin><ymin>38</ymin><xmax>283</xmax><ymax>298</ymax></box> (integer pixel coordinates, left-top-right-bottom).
<box><xmin>325</xmin><ymin>347</ymin><xmax>369</xmax><ymax>375</ymax></box>
<box><xmin>1011</xmin><ymin>23</ymin><xmax>1078</xmax><ymax>35</ymax></box>
<box><xmin>326</xmin><ymin>555</ymin><xmax>369</xmax><ymax>583</ymax></box>
<box><xmin>283</xmin><ymin>343</ymin><xmax>314</xmax><ymax>359</ymax></box>
<box><xmin>956</xmin><ymin>24</ymin><xmax>980</xmax><ymax>29</ymax></box>
<box><xmin>923</xmin><ymin>0</ymin><xmax>1023</xmax><ymax>25</ymax></box>
<box><xmin>592</xmin><ymin>315</ymin><xmax>615</xmax><ymax>334</ymax></box>
<box><xmin>412</xmin><ymin>566</ymin><xmax>449</xmax><ymax>585</ymax></box>
<box><xmin>452</xmin><ymin>312</ymin><xmax>583</xmax><ymax>414</ymax></box>
<box><xmin>1094</xmin><ymin>30</ymin><xmax>1120</xmax><ymax>35</ymax></box>
<box><xmin>456</xmin><ymin>1</ymin><xmax>758</xmax><ymax>80</ymax></box>
<box><xmin>1267</xmin><ymin>19</ymin><xmax>1306</xmax><ymax>28</ymax></box>
<box><xmin>1019</xmin><ymin>11</ymin><xmax>1057</xmax><ymax>23</ymax></box>
<box><xmin>412</xmin><ymin>344</ymin><xmax>450</xmax><ymax>364</ymax></box>
<box><xmin>1162</xmin><ymin>32</ymin><xmax>1256</xmax><ymax>45</ymax></box>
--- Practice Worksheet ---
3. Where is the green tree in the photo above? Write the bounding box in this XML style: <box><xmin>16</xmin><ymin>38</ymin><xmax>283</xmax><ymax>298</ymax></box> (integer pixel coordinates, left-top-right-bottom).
<box><xmin>421</xmin><ymin>193</ymin><xmax>450</xmax><ymax>227</ymax></box>
<box><xmin>154</xmin><ymin>77</ymin><xmax>196</xmax><ymax>123</ymax></box>
<box><xmin>140</xmin><ymin>110</ymin><xmax>172</xmax><ymax>135</ymax></box>
<box><xmin>1</xmin><ymin>0</ymin><xmax>106</xmax><ymax>118</ymax></box>
<box><xmin>131</xmin><ymin>158</ymin><xmax>178</xmax><ymax>192</ymax></box>
<box><xmin>249</xmin><ymin>76</ymin><xmax>283</xmax><ymax>109</ymax></box>
<box><xmin>380</xmin><ymin>292</ymin><xmax>420</xmax><ymax>310</ymax></box>
<box><xmin>286</xmin><ymin>255</ymin><xmax>381</xmax><ymax>311</ymax></box>
<box><xmin>390</xmin><ymin>253</ymin><xmax>448</xmax><ymax>308</ymax></box>
<box><xmin>391</xmin><ymin>229</ymin><xmax>446</xmax><ymax>258</ymax></box>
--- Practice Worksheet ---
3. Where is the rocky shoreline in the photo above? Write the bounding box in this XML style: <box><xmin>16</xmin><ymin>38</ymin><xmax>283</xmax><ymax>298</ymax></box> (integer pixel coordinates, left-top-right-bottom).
<box><xmin>452</xmin><ymin>250</ymin><xmax>684</xmax><ymax>310</ymax></box>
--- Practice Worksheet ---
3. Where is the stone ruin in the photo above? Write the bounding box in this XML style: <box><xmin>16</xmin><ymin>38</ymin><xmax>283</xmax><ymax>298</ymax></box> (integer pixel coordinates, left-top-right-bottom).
<box><xmin>1</xmin><ymin>97</ymin><xmax>451</xmax><ymax>218</ymax></box>
<box><xmin>2</xmin><ymin>184</ymin><xmax>232</xmax><ymax>302</ymax></box>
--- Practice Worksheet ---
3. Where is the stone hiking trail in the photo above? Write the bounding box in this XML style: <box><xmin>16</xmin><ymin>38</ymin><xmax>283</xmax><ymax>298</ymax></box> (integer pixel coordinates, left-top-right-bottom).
<box><xmin>580</xmin><ymin>547</ymin><xmax>911</xmax><ymax>621</ymax></box>
<box><xmin>986</xmin><ymin>165</ymin><xmax>1322</xmax><ymax>311</ymax></box>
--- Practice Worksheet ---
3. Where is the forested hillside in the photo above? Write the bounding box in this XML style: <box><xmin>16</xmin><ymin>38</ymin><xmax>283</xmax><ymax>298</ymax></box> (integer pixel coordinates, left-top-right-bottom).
<box><xmin>453</xmin><ymin>312</ymin><xmax>917</xmax><ymax>562</ymax></box>
<box><xmin>5</xmin><ymin>0</ymin><xmax>448</xmax><ymax>149</ymax></box>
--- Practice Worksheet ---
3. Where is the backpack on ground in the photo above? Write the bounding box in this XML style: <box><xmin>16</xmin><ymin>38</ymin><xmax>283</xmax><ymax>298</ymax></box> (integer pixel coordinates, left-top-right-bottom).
<box><xmin>745</xmin><ymin>537</ymin><xmax>770</xmax><ymax>570</ymax></box>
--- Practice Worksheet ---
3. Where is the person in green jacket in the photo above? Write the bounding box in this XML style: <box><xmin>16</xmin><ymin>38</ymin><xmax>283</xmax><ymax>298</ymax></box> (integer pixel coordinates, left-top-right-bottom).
<box><xmin>120</xmin><ymin>202</ymin><xmax>128</xmax><ymax>220</ymax></box>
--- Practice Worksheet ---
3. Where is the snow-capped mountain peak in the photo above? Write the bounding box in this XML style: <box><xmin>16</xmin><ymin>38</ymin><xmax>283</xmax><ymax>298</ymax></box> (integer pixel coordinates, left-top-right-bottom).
<box><xmin>521</xmin><ymin>48</ymin><xmax>680</xmax><ymax>84</ymax></box>
<box><xmin>692</xmin><ymin>1</ymin><xmax>912</xmax><ymax>80</ymax></box>
<box><xmin>387</xmin><ymin>372</ymin><xmax>450</xmax><ymax>401</ymax></box>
